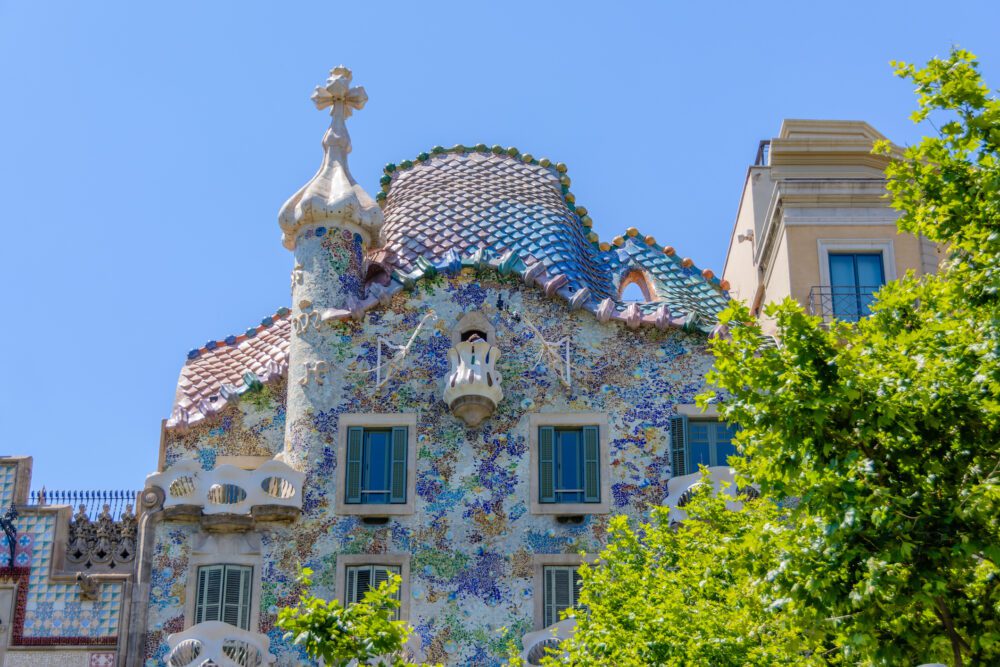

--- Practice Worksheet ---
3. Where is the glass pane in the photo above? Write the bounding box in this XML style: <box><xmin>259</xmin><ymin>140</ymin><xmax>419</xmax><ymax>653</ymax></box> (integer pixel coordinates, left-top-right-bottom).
<box><xmin>688</xmin><ymin>422</ymin><xmax>712</xmax><ymax>469</ymax></box>
<box><xmin>555</xmin><ymin>430</ymin><xmax>583</xmax><ymax>502</ymax></box>
<box><xmin>855</xmin><ymin>254</ymin><xmax>885</xmax><ymax>316</ymax></box>
<box><xmin>829</xmin><ymin>254</ymin><xmax>857</xmax><ymax>286</ymax></box>
<box><xmin>363</xmin><ymin>430</ymin><xmax>390</xmax><ymax>503</ymax></box>
<box><xmin>714</xmin><ymin>422</ymin><xmax>737</xmax><ymax>466</ymax></box>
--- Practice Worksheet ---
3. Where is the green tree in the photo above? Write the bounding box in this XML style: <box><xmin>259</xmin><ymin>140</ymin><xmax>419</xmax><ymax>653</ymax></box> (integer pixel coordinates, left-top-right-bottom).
<box><xmin>528</xmin><ymin>478</ymin><xmax>826</xmax><ymax>666</ymax></box>
<box><xmin>705</xmin><ymin>49</ymin><xmax>1000</xmax><ymax>666</ymax></box>
<box><xmin>277</xmin><ymin>567</ymin><xmax>434</xmax><ymax>667</ymax></box>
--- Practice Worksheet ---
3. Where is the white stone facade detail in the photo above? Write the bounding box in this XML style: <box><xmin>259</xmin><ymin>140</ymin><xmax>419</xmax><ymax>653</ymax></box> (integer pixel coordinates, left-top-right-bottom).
<box><xmin>443</xmin><ymin>337</ymin><xmax>504</xmax><ymax>426</ymax></box>
<box><xmin>145</xmin><ymin>459</ymin><xmax>304</xmax><ymax>514</ymax></box>
<box><xmin>165</xmin><ymin>621</ymin><xmax>275</xmax><ymax>666</ymax></box>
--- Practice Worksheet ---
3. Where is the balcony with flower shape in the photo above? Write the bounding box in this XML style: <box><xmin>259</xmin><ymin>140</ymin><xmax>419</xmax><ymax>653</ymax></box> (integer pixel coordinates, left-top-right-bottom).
<box><xmin>443</xmin><ymin>331</ymin><xmax>504</xmax><ymax>427</ymax></box>
<box><xmin>144</xmin><ymin>459</ymin><xmax>304</xmax><ymax>529</ymax></box>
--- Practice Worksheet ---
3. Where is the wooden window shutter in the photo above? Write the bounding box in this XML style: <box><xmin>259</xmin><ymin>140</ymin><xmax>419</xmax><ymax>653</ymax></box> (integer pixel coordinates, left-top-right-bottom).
<box><xmin>582</xmin><ymin>426</ymin><xmax>600</xmax><ymax>502</ymax></box>
<box><xmin>221</xmin><ymin>565</ymin><xmax>252</xmax><ymax>631</ymax></box>
<box><xmin>670</xmin><ymin>414</ymin><xmax>688</xmax><ymax>477</ymax></box>
<box><xmin>538</xmin><ymin>426</ymin><xmax>556</xmax><ymax>503</ymax></box>
<box><xmin>390</xmin><ymin>426</ymin><xmax>408</xmax><ymax>504</ymax></box>
<box><xmin>545</xmin><ymin>567</ymin><xmax>575</xmax><ymax>627</ymax></box>
<box><xmin>345</xmin><ymin>427</ymin><xmax>364</xmax><ymax>504</ymax></box>
<box><xmin>196</xmin><ymin>565</ymin><xmax>224</xmax><ymax>624</ymax></box>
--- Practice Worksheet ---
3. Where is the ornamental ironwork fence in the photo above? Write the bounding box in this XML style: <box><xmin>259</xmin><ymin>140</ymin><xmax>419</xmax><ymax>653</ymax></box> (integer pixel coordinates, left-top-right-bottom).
<box><xmin>29</xmin><ymin>489</ymin><xmax>139</xmax><ymax>521</ymax></box>
<box><xmin>806</xmin><ymin>285</ymin><xmax>882</xmax><ymax>323</ymax></box>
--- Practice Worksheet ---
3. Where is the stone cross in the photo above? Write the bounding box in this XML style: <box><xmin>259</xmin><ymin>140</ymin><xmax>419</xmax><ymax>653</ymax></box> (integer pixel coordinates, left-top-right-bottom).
<box><xmin>310</xmin><ymin>66</ymin><xmax>368</xmax><ymax>119</ymax></box>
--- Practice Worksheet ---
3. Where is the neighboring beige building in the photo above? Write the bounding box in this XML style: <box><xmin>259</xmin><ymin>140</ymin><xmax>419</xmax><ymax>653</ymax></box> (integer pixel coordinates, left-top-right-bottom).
<box><xmin>722</xmin><ymin>119</ymin><xmax>940</xmax><ymax>336</ymax></box>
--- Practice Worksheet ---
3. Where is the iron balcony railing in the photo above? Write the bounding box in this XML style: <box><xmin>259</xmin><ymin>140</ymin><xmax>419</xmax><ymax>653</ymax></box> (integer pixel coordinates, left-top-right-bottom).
<box><xmin>807</xmin><ymin>285</ymin><xmax>883</xmax><ymax>323</ymax></box>
<box><xmin>29</xmin><ymin>489</ymin><xmax>139</xmax><ymax>521</ymax></box>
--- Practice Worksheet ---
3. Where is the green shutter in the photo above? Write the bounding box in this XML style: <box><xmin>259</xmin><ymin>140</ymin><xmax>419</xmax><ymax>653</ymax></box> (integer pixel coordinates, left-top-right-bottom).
<box><xmin>221</xmin><ymin>565</ymin><xmax>252</xmax><ymax>631</ymax></box>
<box><xmin>345</xmin><ymin>427</ymin><xmax>364</xmax><ymax>504</ymax></box>
<box><xmin>390</xmin><ymin>426</ymin><xmax>408</xmax><ymax>503</ymax></box>
<box><xmin>582</xmin><ymin>426</ymin><xmax>600</xmax><ymax>502</ymax></box>
<box><xmin>346</xmin><ymin>566</ymin><xmax>358</xmax><ymax>604</ymax></box>
<box><xmin>670</xmin><ymin>415</ymin><xmax>688</xmax><ymax>477</ymax></box>
<box><xmin>538</xmin><ymin>426</ymin><xmax>556</xmax><ymax>503</ymax></box>
<box><xmin>196</xmin><ymin>565</ymin><xmax>223</xmax><ymax>624</ymax></box>
<box><xmin>545</xmin><ymin>567</ymin><xmax>575</xmax><ymax>627</ymax></box>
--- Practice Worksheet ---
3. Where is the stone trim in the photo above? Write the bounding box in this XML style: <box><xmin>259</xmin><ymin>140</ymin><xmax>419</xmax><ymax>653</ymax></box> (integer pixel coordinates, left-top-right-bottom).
<box><xmin>816</xmin><ymin>238</ymin><xmax>897</xmax><ymax>286</ymax></box>
<box><xmin>527</xmin><ymin>413</ymin><xmax>611</xmax><ymax>516</ymax></box>
<box><xmin>334</xmin><ymin>553</ymin><xmax>411</xmax><ymax>621</ymax></box>
<box><xmin>182</xmin><ymin>533</ymin><xmax>263</xmax><ymax>632</ymax></box>
<box><xmin>675</xmin><ymin>403</ymin><xmax>720</xmax><ymax>419</ymax></box>
<box><xmin>334</xmin><ymin>414</ymin><xmax>418</xmax><ymax>516</ymax></box>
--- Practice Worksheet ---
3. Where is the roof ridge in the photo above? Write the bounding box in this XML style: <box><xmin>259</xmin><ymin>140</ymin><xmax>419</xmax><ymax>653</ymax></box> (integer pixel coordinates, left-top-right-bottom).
<box><xmin>185</xmin><ymin>307</ymin><xmax>291</xmax><ymax>361</ymax></box>
<box><xmin>376</xmin><ymin>144</ymin><xmax>729</xmax><ymax>293</ymax></box>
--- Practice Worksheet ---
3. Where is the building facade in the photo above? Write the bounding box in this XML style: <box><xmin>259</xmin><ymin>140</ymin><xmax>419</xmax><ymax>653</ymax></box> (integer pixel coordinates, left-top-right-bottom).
<box><xmin>0</xmin><ymin>74</ymin><xmax>927</xmax><ymax>667</ymax></box>
<box><xmin>722</xmin><ymin>119</ymin><xmax>939</xmax><ymax>336</ymax></box>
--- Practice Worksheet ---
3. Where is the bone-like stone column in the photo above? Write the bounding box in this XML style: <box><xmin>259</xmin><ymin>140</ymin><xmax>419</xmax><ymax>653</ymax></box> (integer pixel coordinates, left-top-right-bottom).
<box><xmin>277</xmin><ymin>67</ymin><xmax>383</xmax><ymax>469</ymax></box>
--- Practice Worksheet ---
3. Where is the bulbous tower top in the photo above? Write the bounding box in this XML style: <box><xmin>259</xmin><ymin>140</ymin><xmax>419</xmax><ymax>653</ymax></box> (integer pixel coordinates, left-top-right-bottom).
<box><xmin>278</xmin><ymin>66</ymin><xmax>383</xmax><ymax>250</ymax></box>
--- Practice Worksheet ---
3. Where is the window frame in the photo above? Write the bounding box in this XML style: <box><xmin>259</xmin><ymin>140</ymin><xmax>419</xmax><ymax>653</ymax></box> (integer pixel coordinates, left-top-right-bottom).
<box><xmin>672</xmin><ymin>405</ymin><xmax>739</xmax><ymax>477</ymax></box>
<box><xmin>531</xmin><ymin>554</ymin><xmax>595</xmax><ymax>630</ymax></box>
<box><xmin>336</xmin><ymin>553</ymin><xmax>411</xmax><ymax>621</ymax></box>
<box><xmin>528</xmin><ymin>413</ymin><xmax>610</xmax><ymax>516</ymax></box>
<box><xmin>816</xmin><ymin>239</ymin><xmax>896</xmax><ymax>321</ymax></box>
<box><xmin>344</xmin><ymin>564</ymin><xmax>403</xmax><ymax>620</ymax></box>
<box><xmin>193</xmin><ymin>563</ymin><xmax>253</xmax><ymax>631</ymax></box>
<box><xmin>335</xmin><ymin>414</ymin><xmax>418</xmax><ymax>516</ymax></box>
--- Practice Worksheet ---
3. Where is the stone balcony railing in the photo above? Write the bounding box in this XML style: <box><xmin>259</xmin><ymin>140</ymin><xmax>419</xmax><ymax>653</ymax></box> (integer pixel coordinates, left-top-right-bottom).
<box><xmin>664</xmin><ymin>466</ymin><xmax>759</xmax><ymax>524</ymax></box>
<box><xmin>166</xmin><ymin>621</ymin><xmax>276</xmax><ymax>667</ymax></box>
<box><xmin>520</xmin><ymin>618</ymin><xmax>576</xmax><ymax>666</ymax></box>
<box><xmin>443</xmin><ymin>337</ymin><xmax>504</xmax><ymax>427</ymax></box>
<box><xmin>145</xmin><ymin>459</ymin><xmax>304</xmax><ymax>527</ymax></box>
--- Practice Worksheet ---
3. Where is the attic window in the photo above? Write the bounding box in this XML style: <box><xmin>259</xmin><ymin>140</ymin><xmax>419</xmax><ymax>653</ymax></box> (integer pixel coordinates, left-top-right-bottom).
<box><xmin>619</xmin><ymin>269</ymin><xmax>655</xmax><ymax>302</ymax></box>
<box><xmin>450</xmin><ymin>312</ymin><xmax>496</xmax><ymax>346</ymax></box>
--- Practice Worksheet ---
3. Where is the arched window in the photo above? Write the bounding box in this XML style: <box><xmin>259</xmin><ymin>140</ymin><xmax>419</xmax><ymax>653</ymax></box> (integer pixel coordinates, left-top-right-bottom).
<box><xmin>451</xmin><ymin>312</ymin><xmax>496</xmax><ymax>346</ymax></box>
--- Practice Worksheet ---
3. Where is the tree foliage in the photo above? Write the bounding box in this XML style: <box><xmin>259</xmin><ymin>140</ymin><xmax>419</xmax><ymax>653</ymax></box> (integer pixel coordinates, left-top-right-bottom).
<box><xmin>532</xmin><ymin>480</ymin><xmax>827</xmax><ymax>666</ymax></box>
<box><xmin>704</xmin><ymin>49</ymin><xmax>1000</xmax><ymax>666</ymax></box>
<box><xmin>277</xmin><ymin>567</ymin><xmax>433</xmax><ymax>667</ymax></box>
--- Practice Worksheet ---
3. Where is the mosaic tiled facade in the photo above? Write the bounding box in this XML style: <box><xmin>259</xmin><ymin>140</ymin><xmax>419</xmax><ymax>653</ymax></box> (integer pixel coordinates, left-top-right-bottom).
<box><xmin>3</xmin><ymin>67</ymin><xmax>745</xmax><ymax>667</ymax></box>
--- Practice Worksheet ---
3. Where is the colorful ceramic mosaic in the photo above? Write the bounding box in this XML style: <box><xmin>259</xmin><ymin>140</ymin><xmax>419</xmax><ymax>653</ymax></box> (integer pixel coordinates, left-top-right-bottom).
<box><xmin>148</xmin><ymin>271</ymin><xmax>717</xmax><ymax>665</ymax></box>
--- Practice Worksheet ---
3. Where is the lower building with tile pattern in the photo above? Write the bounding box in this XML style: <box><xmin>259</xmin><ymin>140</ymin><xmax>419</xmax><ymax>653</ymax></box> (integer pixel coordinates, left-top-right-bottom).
<box><xmin>3</xmin><ymin>67</ymin><xmax>926</xmax><ymax>666</ymax></box>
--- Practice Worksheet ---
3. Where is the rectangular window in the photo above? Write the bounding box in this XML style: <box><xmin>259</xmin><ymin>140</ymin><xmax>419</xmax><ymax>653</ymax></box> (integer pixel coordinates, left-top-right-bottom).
<box><xmin>195</xmin><ymin>564</ymin><xmax>252</xmax><ymax>630</ymax></box>
<box><xmin>670</xmin><ymin>415</ymin><xmax>738</xmax><ymax>476</ymax></box>
<box><xmin>538</xmin><ymin>426</ymin><xmax>600</xmax><ymax>504</ymax></box>
<box><xmin>345</xmin><ymin>564</ymin><xmax>401</xmax><ymax>620</ymax></box>
<box><xmin>828</xmin><ymin>252</ymin><xmax>885</xmax><ymax>322</ymax></box>
<box><xmin>543</xmin><ymin>566</ymin><xmax>583</xmax><ymax>628</ymax></box>
<box><xmin>345</xmin><ymin>426</ymin><xmax>408</xmax><ymax>505</ymax></box>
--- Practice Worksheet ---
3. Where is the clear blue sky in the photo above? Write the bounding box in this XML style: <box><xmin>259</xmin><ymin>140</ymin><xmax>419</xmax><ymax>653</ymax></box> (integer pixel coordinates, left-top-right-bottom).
<box><xmin>1</xmin><ymin>1</ymin><xmax>998</xmax><ymax>492</ymax></box>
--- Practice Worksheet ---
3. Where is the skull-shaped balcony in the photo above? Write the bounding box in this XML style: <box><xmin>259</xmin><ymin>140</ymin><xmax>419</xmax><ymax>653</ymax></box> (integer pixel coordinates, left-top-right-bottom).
<box><xmin>166</xmin><ymin>621</ymin><xmax>276</xmax><ymax>667</ymax></box>
<box><xmin>145</xmin><ymin>459</ymin><xmax>304</xmax><ymax>529</ymax></box>
<box><xmin>443</xmin><ymin>333</ymin><xmax>503</xmax><ymax>427</ymax></box>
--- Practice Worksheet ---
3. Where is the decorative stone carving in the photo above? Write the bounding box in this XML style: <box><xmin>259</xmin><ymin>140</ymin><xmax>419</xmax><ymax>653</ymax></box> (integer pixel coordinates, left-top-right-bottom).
<box><xmin>76</xmin><ymin>572</ymin><xmax>99</xmax><ymax>601</ymax></box>
<box><xmin>145</xmin><ymin>458</ymin><xmax>305</xmax><ymax>517</ymax></box>
<box><xmin>444</xmin><ymin>334</ymin><xmax>503</xmax><ymax>427</ymax></box>
<box><xmin>166</xmin><ymin>621</ymin><xmax>276</xmax><ymax>667</ymax></box>
<box><xmin>66</xmin><ymin>503</ymin><xmax>138</xmax><ymax>572</ymax></box>
<box><xmin>278</xmin><ymin>66</ymin><xmax>383</xmax><ymax>249</ymax></box>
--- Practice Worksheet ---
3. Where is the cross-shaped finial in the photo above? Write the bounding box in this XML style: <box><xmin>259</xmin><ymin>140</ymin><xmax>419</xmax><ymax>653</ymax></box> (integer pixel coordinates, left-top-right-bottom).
<box><xmin>310</xmin><ymin>66</ymin><xmax>368</xmax><ymax>118</ymax></box>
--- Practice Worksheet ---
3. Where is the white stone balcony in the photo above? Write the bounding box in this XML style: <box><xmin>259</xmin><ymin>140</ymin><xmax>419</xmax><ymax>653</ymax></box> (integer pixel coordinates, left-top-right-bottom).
<box><xmin>443</xmin><ymin>336</ymin><xmax>503</xmax><ymax>427</ymax></box>
<box><xmin>664</xmin><ymin>466</ymin><xmax>759</xmax><ymax>524</ymax></box>
<box><xmin>166</xmin><ymin>621</ymin><xmax>276</xmax><ymax>666</ymax></box>
<box><xmin>146</xmin><ymin>458</ymin><xmax>304</xmax><ymax>521</ymax></box>
<box><xmin>520</xmin><ymin>618</ymin><xmax>575</xmax><ymax>665</ymax></box>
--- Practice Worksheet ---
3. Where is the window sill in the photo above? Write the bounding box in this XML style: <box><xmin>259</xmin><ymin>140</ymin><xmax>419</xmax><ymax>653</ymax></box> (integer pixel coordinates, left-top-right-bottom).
<box><xmin>529</xmin><ymin>501</ymin><xmax>609</xmax><ymax>516</ymax></box>
<box><xmin>334</xmin><ymin>502</ymin><xmax>414</xmax><ymax>517</ymax></box>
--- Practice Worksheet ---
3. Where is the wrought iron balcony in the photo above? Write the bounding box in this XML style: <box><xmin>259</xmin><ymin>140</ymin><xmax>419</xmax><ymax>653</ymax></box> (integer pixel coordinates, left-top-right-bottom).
<box><xmin>806</xmin><ymin>285</ymin><xmax>883</xmax><ymax>323</ymax></box>
<box><xmin>166</xmin><ymin>621</ymin><xmax>275</xmax><ymax>666</ymax></box>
